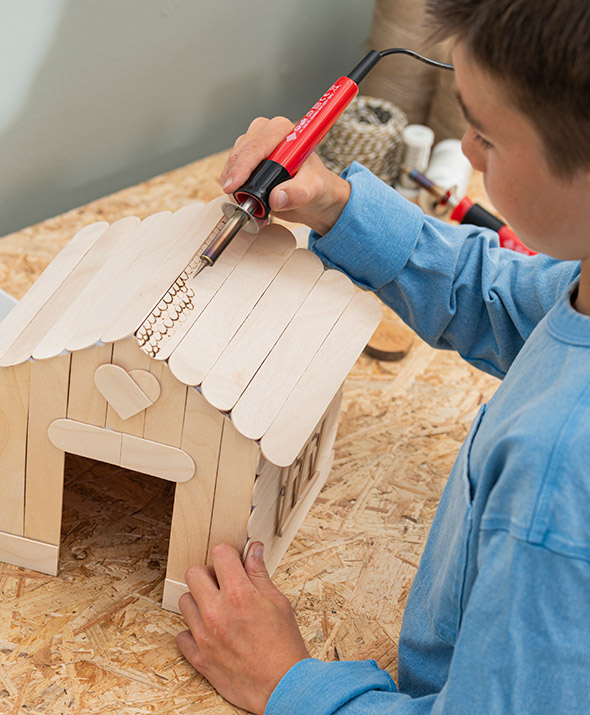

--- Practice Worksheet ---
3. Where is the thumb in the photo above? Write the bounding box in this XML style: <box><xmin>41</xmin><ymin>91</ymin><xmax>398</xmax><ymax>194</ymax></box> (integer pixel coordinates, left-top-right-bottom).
<box><xmin>268</xmin><ymin>176</ymin><xmax>313</xmax><ymax>213</ymax></box>
<box><xmin>269</xmin><ymin>185</ymin><xmax>295</xmax><ymax>212</ymax></box>
<box><xmin>244</xmin><ymin>541</ymin><xmax>276</xmax><ymax>594</ymax></box>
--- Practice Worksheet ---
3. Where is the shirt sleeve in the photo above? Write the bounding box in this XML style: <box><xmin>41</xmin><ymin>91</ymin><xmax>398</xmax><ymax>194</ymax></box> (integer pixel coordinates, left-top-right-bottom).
<box><xmin>265</xmin><ymin>531</ymin><xmax>590</xmax><ymax>714</ymax></box>
<box><xmin>308</xmin><ymin>163</ymin><xmax>579</xmax><ymax>378</ymax></box>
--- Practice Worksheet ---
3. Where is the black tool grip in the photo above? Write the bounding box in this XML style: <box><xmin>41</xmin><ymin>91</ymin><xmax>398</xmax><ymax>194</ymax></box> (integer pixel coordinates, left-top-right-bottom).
<box><xmin>460</xmin><ymin>203</ymin><xmax>504</xmax><ymax>231</ymax></box>
<box><xmin>234</xmin><ymin>159</ymin><xmax>291</xmax><ymax>219</ymax></box>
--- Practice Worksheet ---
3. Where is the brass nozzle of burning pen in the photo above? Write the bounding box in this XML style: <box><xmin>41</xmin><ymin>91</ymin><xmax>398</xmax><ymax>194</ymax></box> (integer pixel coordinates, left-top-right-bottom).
<box><xmin>195</xmin><ymin>197</ymin><xmax>261</xmax><ymax>277</ymax></box>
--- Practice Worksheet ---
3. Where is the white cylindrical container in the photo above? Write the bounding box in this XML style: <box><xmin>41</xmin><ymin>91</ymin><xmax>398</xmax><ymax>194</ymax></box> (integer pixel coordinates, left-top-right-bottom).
<box><xmin>396</xmin><ymin>124</ymin><xmax>435</xmax><ymax>198</ymax></box>
<box><xmin>418</xmin><ymin>139</ymin><xmax>473</xmax><ymax>215</ymax></box>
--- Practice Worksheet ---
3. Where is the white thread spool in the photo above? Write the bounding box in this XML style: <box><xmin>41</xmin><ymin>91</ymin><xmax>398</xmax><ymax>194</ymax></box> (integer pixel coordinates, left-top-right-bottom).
<box><xmin>318</xmin><ymin>95</ymin><xmax>408</xmax><ymax>186</ymax></box>
<box><xmin>418</xmin><ymin>139</ymin><xmax>473</xmax><ymax>215</ymax></box>
<box><xmin>396</xmin><ymin>124</ymin><xmax>435</xmax><ymax>199</ymax></box>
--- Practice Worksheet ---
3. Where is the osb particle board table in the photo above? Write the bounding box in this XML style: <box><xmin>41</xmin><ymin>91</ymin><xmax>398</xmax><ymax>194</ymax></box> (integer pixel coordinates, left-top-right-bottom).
<box><xmin>0</xmin><ymin>152</ymin><xmax>499</xmax><ymax>713</ymax></box>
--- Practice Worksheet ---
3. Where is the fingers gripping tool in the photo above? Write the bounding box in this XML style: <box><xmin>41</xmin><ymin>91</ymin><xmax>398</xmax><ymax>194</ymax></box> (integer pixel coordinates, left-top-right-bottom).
<box><xmin>195</xmin><ymin>49</ymin><xmax>453</xmax><ymax>277</ymax></box>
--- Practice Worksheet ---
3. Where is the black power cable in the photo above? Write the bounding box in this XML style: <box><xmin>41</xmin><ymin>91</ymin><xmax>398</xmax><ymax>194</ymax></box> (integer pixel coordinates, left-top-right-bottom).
<box><xmin>379</xmin><ymin>47</ymin><xmax>453</xmax><ymax>70</ymax></box>
<box><xmin>347</xmin><ymin>48</ymin><xmax>453</xmax><ymax>85</ymax></box>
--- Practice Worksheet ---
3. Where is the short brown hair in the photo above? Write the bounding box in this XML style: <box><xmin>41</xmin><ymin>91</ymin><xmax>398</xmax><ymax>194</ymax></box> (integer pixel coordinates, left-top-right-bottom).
<box><xmin>426</xmin><ymin>0</ymin><xmax>590</xmax><ymax>176</ymax></box>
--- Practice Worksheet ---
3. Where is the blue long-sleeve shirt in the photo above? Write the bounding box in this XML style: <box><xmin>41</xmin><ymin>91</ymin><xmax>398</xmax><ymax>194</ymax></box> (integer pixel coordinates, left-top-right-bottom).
<box><xmin>265</xmin><ymin>163</ymin><xmax>590</xmax><ymax>714</ymax></box>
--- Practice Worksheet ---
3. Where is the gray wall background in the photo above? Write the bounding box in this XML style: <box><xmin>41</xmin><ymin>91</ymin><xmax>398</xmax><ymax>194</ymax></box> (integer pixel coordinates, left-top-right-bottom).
<box><xmin>0</xmin><ymin>0</ymin><xmax>373</xmax><ymax>237</ymax></box>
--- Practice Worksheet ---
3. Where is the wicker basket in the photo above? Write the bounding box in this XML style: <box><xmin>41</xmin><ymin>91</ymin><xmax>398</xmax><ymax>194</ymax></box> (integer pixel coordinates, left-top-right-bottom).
<box><xmin>318</xmin><ymin>95</ymin><xmax>408</xmax><ymax>186</ymax></box>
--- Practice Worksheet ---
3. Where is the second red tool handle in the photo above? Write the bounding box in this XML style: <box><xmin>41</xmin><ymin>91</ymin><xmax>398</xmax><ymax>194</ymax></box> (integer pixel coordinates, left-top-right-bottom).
<box><xmin>450</xmin><ymin>197</ymin><xmax>536</xmax><ymax>255</ymax></box>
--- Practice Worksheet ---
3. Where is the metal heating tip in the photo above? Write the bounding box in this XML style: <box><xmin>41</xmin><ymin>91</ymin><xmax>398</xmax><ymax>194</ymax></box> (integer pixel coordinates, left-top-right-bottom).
<box><xmin>192</xmin><ymin>257</ymin><xmax>211</xmax><ymax>278</ymax></box>
<box><xmin>196</xmin><ymin>197</ymin><xmax>260</xmax><ymax>275</ymax></box>
<box><xmin>210</xmin><ymin>208</ymin><xmax>250</xmax><ymax>249</ymax></box>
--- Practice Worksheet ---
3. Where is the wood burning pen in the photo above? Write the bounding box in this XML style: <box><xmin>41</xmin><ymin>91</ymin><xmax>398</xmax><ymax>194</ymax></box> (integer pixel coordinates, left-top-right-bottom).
<box><xmin>193</xmin><ymin>48</ymin><xmax>454</xmax><ymax>278</ymax></box>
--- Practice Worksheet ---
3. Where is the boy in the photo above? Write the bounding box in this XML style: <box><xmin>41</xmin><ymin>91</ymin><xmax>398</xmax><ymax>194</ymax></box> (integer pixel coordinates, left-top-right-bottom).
<box><xmin>176</xmin><ymin>1</ymin><xmax>590</xmax><ymax>712</ymax></box>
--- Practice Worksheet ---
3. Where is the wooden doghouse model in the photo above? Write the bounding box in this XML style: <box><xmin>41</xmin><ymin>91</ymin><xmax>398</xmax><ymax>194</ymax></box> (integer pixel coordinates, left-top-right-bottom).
<box><xmin>0</xmin><ymin>197</ymin><xmax>380</xmax><ymax>612</ymax></box>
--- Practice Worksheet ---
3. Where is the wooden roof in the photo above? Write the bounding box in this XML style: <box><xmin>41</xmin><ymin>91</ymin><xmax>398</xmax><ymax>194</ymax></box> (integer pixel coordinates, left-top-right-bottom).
<box><xmin>0</xmin><ymin>197</ymin><xmax>380</xmax><ymax>466</ymax></box>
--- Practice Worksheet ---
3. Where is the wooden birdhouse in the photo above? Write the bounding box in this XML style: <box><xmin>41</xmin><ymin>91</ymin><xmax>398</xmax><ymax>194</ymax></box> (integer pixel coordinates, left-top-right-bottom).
<box><xmin>0</xmin><ymin>197</ymin><xmax>380</xmax><ymax>612</ymax></box>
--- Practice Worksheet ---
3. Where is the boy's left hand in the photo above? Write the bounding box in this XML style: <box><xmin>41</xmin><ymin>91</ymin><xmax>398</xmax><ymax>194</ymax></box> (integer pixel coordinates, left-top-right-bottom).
<box><xmin>176</xmin><ymin>541</ymin><xmax>310</xmax><ymax>714</ymax></box>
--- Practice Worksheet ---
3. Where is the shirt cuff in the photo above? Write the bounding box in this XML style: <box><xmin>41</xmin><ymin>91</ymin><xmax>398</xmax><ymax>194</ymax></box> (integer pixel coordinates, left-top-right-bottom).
<box><xmin>308</xmin><ymin>162</ymin><xmax>424</xmax><ymax>291</ymax></box>
<box><xmin>265</xmin><ymin>657</ymin><xmax>397</xmax><ymax>715</ymax></box>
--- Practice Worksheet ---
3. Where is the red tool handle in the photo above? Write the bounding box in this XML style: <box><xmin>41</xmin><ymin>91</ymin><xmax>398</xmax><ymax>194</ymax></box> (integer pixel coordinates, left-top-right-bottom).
<box><xmin>234</xmin><ymin>77</ymin><xmax>360</xmax><ymax>218</ymax></box>
<box><xmin>450</xmin><ymin>197</ymin><xmax>536</xmax><ymax>255</ymax></box>
<box><xmin>269</xmin><ymin>77</ymin><xmax>359</xmax><ymax>175</ymax></box>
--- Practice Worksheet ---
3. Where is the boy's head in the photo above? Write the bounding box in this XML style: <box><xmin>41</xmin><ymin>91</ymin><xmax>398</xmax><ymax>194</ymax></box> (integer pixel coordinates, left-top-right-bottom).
<box><xmin>426</xmin><ymin>0</ymin><xmax>590</xmax><ymax>178</ymax></box>
<box><xmin>425</xmin><ymin>1</ymin><xmax>590</xmax><ymax>260</ymax></box>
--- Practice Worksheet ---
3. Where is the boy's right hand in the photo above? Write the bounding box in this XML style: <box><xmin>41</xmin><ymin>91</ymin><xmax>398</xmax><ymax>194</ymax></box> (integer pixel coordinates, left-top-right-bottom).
<box><xmin>220</xmin><ymin>116</ymin><xmax>351</xmax><ymax>236</ymax></box>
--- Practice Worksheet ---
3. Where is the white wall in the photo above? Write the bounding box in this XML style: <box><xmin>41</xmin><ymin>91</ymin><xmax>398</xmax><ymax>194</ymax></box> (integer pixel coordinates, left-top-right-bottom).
<box><xmin>0</xmin><ymin>0</ymin><xmax>373</xmax><ymax>236</ymax></box>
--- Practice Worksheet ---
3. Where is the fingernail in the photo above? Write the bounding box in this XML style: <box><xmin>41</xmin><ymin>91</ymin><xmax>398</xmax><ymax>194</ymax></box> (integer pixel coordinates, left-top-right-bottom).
<box><xmin>222</xmin><ymin>177</ymin><xmax>233</xmax><ymax>191</ymax></box>
<box><xmin>275</xmin><ymin>190</ymin><xmax>288</xmax><ymax>210</ymax></box>
<box><xmin>253</xmin><ymin>542</ymin><xmax>264</xmax><ymax>560</ymax></box>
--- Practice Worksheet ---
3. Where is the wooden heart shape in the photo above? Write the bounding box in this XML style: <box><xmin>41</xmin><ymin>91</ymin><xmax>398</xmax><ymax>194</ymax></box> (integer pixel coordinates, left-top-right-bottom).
<box><xmin>94</xmin><ymin>364</ymin><xmax>161</xmax><ymax>420</ymax></box>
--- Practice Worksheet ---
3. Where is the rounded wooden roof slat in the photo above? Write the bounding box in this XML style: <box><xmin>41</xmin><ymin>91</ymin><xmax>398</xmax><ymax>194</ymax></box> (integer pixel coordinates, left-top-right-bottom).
<box><xmin>229</xmin><ymin>269</ymin><xmax>356</xmax><ymax>442</ymax></box>
<box><xmin>0</xmin><ymin>221</ymin><xmax>108</xmax><ymax>363</ymax></box>
<box><xmin>201</xmin><ymin>248</ymin><xmax>324</xmax><ymax>412</ymax></box>
<box><xmin>260</xmin><ymin>291</ymin><xmax>382</xmax><ymax>467</ymax></box>
<box><xmin>99</xmin><ymin>199</ymin><xmax>229</xmax><ymax>348</ymax></box>
<box><xmin>72</xmin><ymin>202</ymin><xmax>206</xmax><ymax>351</ymax></box>
<box><xmin>1</xmin><ymin>216</ymin><xmax>146</xmax><ymax>367</ymax></box>
<box><xmin>31</xmin><ymin>215</ymin><xmax>144</xmax><ymax>361</ymax></box>
<box><xmin>167</xmin><ymin>225</ymin><xmax>296</xmax><ymax>388</ymax></box>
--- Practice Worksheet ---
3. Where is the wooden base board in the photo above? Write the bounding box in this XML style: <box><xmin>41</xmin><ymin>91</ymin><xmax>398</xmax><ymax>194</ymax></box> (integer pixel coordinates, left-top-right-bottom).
<box><xmin>364</xmin><ymin>316</ymin><xmax>414</xmax><ymax>362</ymax></box>
<box><xmin>162</xmin><ymin>577</ymin><xmax>189</xmax><ymax>614</ymax></box>
<box><xmin>0</xmin><ymin>530</ymin><xmax>59</xmax><ymax>575</ymax></box>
